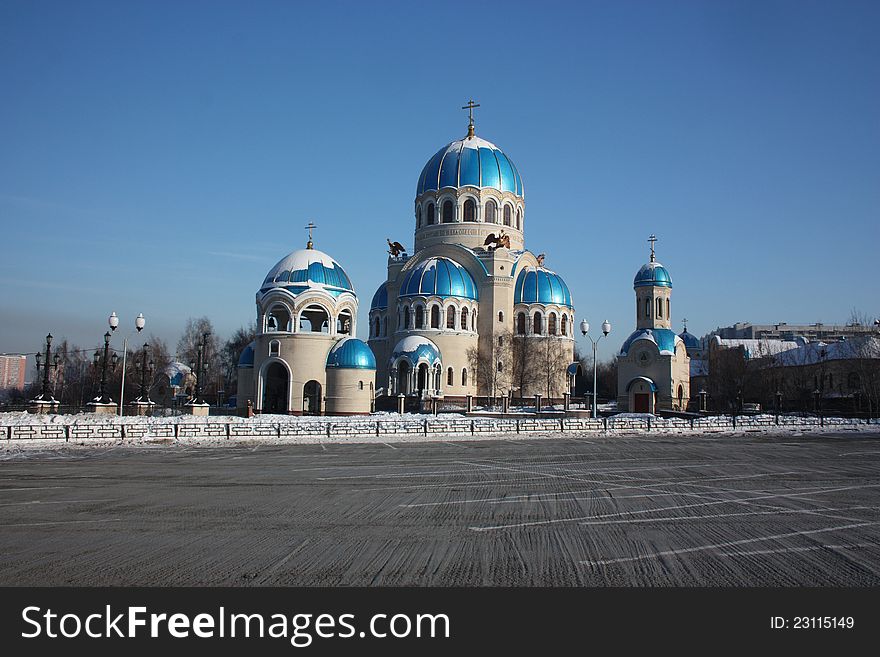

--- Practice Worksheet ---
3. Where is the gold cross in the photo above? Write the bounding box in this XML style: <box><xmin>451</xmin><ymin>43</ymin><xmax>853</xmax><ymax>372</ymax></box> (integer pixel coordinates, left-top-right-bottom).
<box><xmin>682</xmin><ymin>318</ymin><xmax>688</xmax><ymax>332</ymax></box>
<box><xmin>648</xmin><ymin>234</ymin><xmax>657</xmax><ymax>262</ymax></box>
<box><xmin>305</xmin><ymin>221</ymin><xmax>316</xmax><ymax>249</ymax></box>
<box><xmin>462</xmin><ymin>99</ymin><xmax>480</xmax><ymax>137</ymax></box>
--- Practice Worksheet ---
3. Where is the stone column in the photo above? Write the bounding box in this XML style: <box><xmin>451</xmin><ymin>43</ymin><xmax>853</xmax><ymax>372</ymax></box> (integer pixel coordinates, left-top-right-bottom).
<box><xmin>397</xmin><ymin>393</ymin><xmax>405</xmax><ymax>415</ymax></box>
<box><xmin>534</xmin><ymin>394</ymin><xmax>542</xmax><ymax>413</ymax></box>
<box><xmin>563</xmin><ymin>393</ymin><xmax>570</xmax><ymax>411</ymax></box>
<box><xmin>466</xmin><ymin>394</ymin><xmax>473</xmax><ymax>413</ymax></box>
<box><xmin>502</xmin><ymin>396</ymin><xmax>509</xmax><ymax>414</ymax></box>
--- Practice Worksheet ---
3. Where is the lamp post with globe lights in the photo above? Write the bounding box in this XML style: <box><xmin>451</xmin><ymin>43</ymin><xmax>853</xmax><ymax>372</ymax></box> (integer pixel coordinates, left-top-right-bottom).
<box><xmin>108</xmin><ymin>312</ymin><xmax>146</xmax><ymax>416</ymax></box>
<box><xmin>90</xmin><ymin>331</ymin><xmax>118</xmax><ymax>412</ymax></box>
<box><xmin>580</xmin><ymin>319</ymin><xmax>611</xmax><ymax>418</ymax></box>
<box><xmin>186</xmin><ymin>332</ymin><xmax>211</xmax><ymax>415</ymax></box>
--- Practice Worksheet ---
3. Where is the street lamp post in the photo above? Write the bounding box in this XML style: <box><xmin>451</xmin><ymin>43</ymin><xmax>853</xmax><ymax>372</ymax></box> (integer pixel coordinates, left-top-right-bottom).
<box><xmin>189</xmin><ymin>332</ymin><xmax>210</xmax><ymax>405</ymax></box>
<box><xmin>32</xmin><ymin>333</ymin><xmax>61</xmax><ymax>411</ymax></box>
<box><xmin>580</xmin><ymin>318</ymin><xmax>612</xmax><ymax>418</ymax></box>
<box><xmin>93</xmin><ymin>331</ymin><xmax>117</xmax><ymax>405</ymax></box>
<box><xmin>109</xmin><ymin>312</ymin><xmax>145</xmax><ymax>415</ymax></box>
<box><xmin>134</xmin><ymin>344</ymin><xmax>154</xmax><ymax>403</ymax></box>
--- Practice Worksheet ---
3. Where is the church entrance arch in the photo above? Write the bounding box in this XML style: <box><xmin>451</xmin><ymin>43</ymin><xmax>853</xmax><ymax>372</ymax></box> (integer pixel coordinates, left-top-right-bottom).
<box><xmin>417</xmin><ymin>363</ymin><xmax>429</xmax><ymax>396</ymax></box>
<box><xmin>303</xmin><ymin>380</ymin><xmax>322</xmax><ymax>415</ymax></box>
<box><xmin>263</xmin><ymin>362</ymin><xmax>289</xmax><ymax>413</ymax></box>
<box><xmin>397</xmin><ymin>361</ymin><xmax>411</xmax><ymax>395</ymax></box>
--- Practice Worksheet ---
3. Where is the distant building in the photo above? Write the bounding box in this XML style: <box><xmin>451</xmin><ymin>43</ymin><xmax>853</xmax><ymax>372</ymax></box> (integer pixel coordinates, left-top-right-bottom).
<box><xmin>0</xmin><ymin>355</ymin><xmax>27</xmax><ymax>390</ymax></box>
<box><xmin>711</xmin><ymin>322</ymin><xmax>877</xmax><ymax>343</ymax></box>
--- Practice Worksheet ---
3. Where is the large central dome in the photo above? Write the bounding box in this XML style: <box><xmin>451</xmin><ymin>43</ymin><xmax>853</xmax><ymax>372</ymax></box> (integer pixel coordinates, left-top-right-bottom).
<box><xmin>416</xmin><ymin>135</ymin><xmax>523</xmax><ymax>197</ymax></box>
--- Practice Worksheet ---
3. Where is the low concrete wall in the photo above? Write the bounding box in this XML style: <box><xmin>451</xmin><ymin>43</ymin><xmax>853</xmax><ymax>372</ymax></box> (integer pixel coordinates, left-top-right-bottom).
<box><xmin>1</xmin><ymin>415</ymin><xmax>875</xmax><ymax>442</ymax></box>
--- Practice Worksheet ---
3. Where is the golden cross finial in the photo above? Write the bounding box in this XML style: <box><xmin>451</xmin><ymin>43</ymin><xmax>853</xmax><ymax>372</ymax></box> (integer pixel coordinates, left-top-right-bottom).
<box><xmin>682</xmin><ymin>318</ymin><xmax>688</xmax><ymax>332</ymax></box>
<box><xmin>305</xmin><ymin>221</ymin><xmax>316</xmax><ymax>249</ymax></box>
<box><xmin>648</xmin><ymin>234</ymin><xmax>657</xmax><ymax>262</ymax></box>
<box><xmin>462</xmin><ymin>99</ymin><xmax>480</xmax><ymax>138</ymax></box>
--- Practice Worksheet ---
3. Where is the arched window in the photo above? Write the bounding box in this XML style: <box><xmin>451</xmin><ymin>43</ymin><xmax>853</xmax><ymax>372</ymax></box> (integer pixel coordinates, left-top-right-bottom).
<box><xmin>498</xmin><ymin>336</ymin><xmax>503</xmax><ymax>346</ymax></box>
<box><xmin>516</xmin><ymin>208</ymin><xmax>522</xmax><ymax>230</ymax></box>
<box><xmin>497</xmin><ymin>361</ymin><xmax>503</xmax><ymax>372</ymax></box>
<box><xmin>442</xmin><ymin>200</ymin><xmax>454</xmax><ymax>223</ymax></box>
<box><xmin>677</xmin><ymin>385</ymin><xmax>684</xmax><ymax>406</ymax></box>
<box><xmin>533</xmin><ymin>312</ymin><xmax>543</xmax><ymax>335</ymax></box>
<box><xmin>667</xmin><ymin>298</ymin><xmax>670</xmax><ymax>319</ymax></box>
<box><xmin>548</xmin><ymin>313</ymin><xmax>558</xmax><ymax>335</ymax></box>
<box><xmin>645</xmin><ymin>298</ymin><xmax>651</xmax><ymax>318</ymax></box>
<box><xmin>461</xmin><ymin>307</ymin><xmax>469</xmax><ymax>330</ymax></box>
<box><xmin>503</xmin><ymin>204</ymin><xmax>511</xmax><ymax>226</ymax></box>
<box><xmin>416</xmin><ymin>206</ymin><xmax>421</xmax><ymax>228</ymax></box>
<box><xmin>463</xmin><ymin>198</ymin><xmax>476</xmax><ymax>222</ymax></box>
<box><xmin>359</xmin><ymin>381</ymin><xmax>364</xmax><ymax>390</ymax></box>
<box><xmin>447</xmin><ymin>367</ymin><xmax>454</xmax><ymax>386</ymax></box>
<box><xmin>517</xmin><ymin>312</ymin><xmax>526</xmax><ymax>335</ymax></box>
<box><xmin>373</xmin><ymin>316</ymin><xmax>380</xmax><ymax>337</ymax></box>
<box><xmin>462</xmin><ymin>368</ymin><xmax>468</xmax><ymax>386</ymax></box>
<box><xmin>415</xmin><ymin>305</ymin><xmax>425</xmax><ymax>329</ymax></box>
<box><xmin>269</xmin><ymin>340</ymin><xmax>280</xmax><ymax>357</ymax></box>
<box><xmin>498</xmin><ymin>311</ymin><xmax>504</xmax><ymax>323</ymax></box>
<box><xmin>404</xmin><ymin>306</ymin><xmax>411</xmax><ymax>329</ymax></box>
<box><xmin>446</xmin><ymin>306</ymin><xmax>456</xmax><ymax>329</ymax></box>
<box><xmin>299</xmin><ymin>304</ymin><xmax>330</xmax><ymax>333</ymax></box>
<box><xmin>431</xmin><ymin>305</ymin><xmax>440</xmax><ymax>328</ymax></box>
<box><xmin>267</xmin><ymin>304</ymin><xmax>291</xmax><ymax>332</ymax></box>
<box><xmin>427</xmin><ymin>203</ymin><xmax>435</xmax><ymax>225</ymax></box>
<box><xmin>561</xmin><ymin>313</ymin><xmax>568</xmax><ymax>336</ymax></box>
<box><xmin>657</xmin><ymin>298</ymin><xmax>663</xmax><ymax>319</ymax></box>
<box><xmin>486</xmin><ymin>200</ymin><xmax>497</xmax><ymax>223</ymax></box>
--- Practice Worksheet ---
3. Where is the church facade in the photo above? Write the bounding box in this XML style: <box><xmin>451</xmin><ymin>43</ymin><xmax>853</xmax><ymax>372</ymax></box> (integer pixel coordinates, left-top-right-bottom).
<box><xmin>367</xmin><ymin>112</ymin><xmax>575</xmax><ymax>403</ymax></box>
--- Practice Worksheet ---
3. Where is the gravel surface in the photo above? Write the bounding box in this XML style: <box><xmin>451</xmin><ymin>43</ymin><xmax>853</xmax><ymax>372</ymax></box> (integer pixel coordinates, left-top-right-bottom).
<box><xmin>1</xmin><ymin>431</ymin><xmax>879</xmax><ymax>586</ymax></box>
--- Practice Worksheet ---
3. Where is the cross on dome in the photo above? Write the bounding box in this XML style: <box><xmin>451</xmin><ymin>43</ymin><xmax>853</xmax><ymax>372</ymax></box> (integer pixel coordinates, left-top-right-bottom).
<box><xmin>305</xmin><ymin>221</ymin><xmax>316</xmax><ymax>249</ymax></box>
<box><xmin>462</xmin><ymin>99</ymin><xmax>480</xmax><ymax>138</ymax></box>
<box><xmin>648</xmin><ymin>234</ymin><xmax>657</xmax><ymax>262</ymax></box>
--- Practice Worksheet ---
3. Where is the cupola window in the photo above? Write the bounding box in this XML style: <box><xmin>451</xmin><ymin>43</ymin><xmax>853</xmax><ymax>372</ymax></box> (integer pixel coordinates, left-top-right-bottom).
<box><xmin>464</xmin><ymin>198</ymin><xmax>476</xmax><ymax>222</ymax></box>
<box><xmin>461</xmin><ymin>307</ymin><xmax>469</xmax><ymax>330</ymax></box>
<box><xmin>503</xmin><ymin>204</ymin><xmax>512</xmax><ymax>226</ymax></box>
<box><xmin>517</xmin><ymin>312</ymin><xmax>526</xmax><ymax>335</ymax></box>
<box><xmin>416</xmin><ymin>206</ymin><xmax>421</xmax><ymax>228</ymax></box>
<box><xmin>548</xmin><ymin>313</ymin><xmax>558</xmax><ymax>335</ymax></box>
<box><xmin>431</xmin><ymin>305</ymin><xmax>440</xmax><ymax>329</ymax></box>
<box><xmin>442</xmin><ymin>200</ymin><xmax>454</xmax><ymax>223</ymax></box>
<box><xmin>533</xmin><ymin>312</ymin><xmax>543</xmax><ymax>335</ymax></box>
<box><xmin>561</xmin><ymin>313</ymin><xmax>568</xmax><ymax>336</ymax></box>
<box><xmin>657</xmin><ymin>298</ymin><xmax>663</xmax><ymax>319</ymax></box>
<box><xmin>415</xmin><ymin>306</ymin><xmax>425</xmax><ymax>329</ymax></box>
<box><xmin>427</xmin><ymin>203</ymin><xmax>435</xmax><ymax>225</ymax></box>
<box><xmin>446</xmin><ymin>306</ymin><xmax>456</xmax><ymax>329</ymax></box>
<box><xmin>516</xmin><ymin>208</ymin><xmax>522</xmax><ymax>230</ymax></box>
<box><xmin>486</xmin><ymin>200</ymin><xmax>497</xmax><ymax>224</ymax></box>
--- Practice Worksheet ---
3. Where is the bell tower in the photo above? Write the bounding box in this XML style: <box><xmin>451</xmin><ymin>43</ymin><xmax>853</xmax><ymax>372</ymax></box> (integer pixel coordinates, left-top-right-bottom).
<box><xmin>634</xmin><ymin>234</ymin><xmax>672</xmax><ymax>331</ymax></box>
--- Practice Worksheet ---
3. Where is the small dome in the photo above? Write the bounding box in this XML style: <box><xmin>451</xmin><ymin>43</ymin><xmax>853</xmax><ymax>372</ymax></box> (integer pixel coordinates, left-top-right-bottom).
<box><xmin>370</xmin><ymin>282</ymin><xmax>388</xmax><ymax>310</ymax></box>
<box><xmin>417</xmin><ymin>134</ymin><xmax>523</xmax><ymax>197</ymax></box>
<box><xmin>678</xmin><ymin>330</ymin><xmax>700</xmax><ymax>349</ymax></box>
<box><xmin>634</xmin><ymin>261</ymin><xmax>672</xmax><ymax>288</ymax></box>
<box><xmin>163</xmin><ymin>362</ymin><xmax>192</xmax><ymax>387</ymax></box>
<box><xmin>620</xmin><ymin>328</ymin><xmax>682</xmax><ymax>356</ymax></box>
<box><xmin>260</xmin><ymin>248</ymin><xmax>354</xmax><ymax>298</ymax></box>
<box><xmin>400</xmin><ymin>257</ymin><xmax>478</xmax><ymax>300</ymax></box>
<box><xmin>390</xmin><ymin>336</ymin><xmax>442</xmax><ymax>366</ymax></box>
<box><xmin>514</xmin><ymin>267</ymin><xmax>573</xmax><ymax>307</ymax></box>
<box><xmin>237</xmin><ymin>341</ymin><xmax>256</xmax><ymax>368</ymax></box>
<box><xmin>326</xmin><ymin>338</ymin><xmax>377</xmax><ymax>370</ymax></box>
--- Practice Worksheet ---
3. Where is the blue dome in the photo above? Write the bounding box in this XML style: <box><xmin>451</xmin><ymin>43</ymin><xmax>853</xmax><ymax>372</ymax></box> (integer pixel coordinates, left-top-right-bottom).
<box><xmin>634</xmin><ymin>261</ymin><xmax>672</xmax><ymax>288</ymax></box>
<box><xmin>620</xmin><ymin>328</ymin><xmax>682</xmax><ymax>356</ymax></box>
<box><xmin>679</xmin><ymin>330</ymin><xmax>700</xmax><ymax>349</ymax></box>
<box><xmin>370</xmin><ymin>282</ymin><xmax>388</xmax><ymax>310</ymax></box>
<box><xmin>400</xmin><ymin>257</ymin><xmax>478</xmax><ymax>300</ymax></box>
<box><xmin>260</xmin><ymin>248</ymin><xmax>354</xmax><ymax>298</ymax></box>
<box><xmin>417</xmin><ymin>135</ymin><xmax>523</xmax><ymax>197</ymax></box>
<box><xmin>513</xmin><ymin>267</ymin><xmax>573</xmax><ymax>307</ymax></box>
<box><xmin>390</xmin><ymin>336</ymin><xmax>442</xmax><ymax>366</ymax></box>
<box><xmin>237</xmin><ymin>341</ymin><xmax>255</xmax><ymax>368</ymax></box>
<box><xmin>326</xmin><ymin>338</ymin><xmax>377</xmax><ymax>370</ymax></box>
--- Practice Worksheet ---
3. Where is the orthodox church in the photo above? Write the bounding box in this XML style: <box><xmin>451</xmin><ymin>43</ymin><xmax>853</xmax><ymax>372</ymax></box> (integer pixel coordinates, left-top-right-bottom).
<box><xmin>616</xmin><ymin>237</ymin><xmax>690</xmax><ymax>413</ymax></box>
<box><xmin>367</xmin><ymin>105</ymin><xmax>575</xmax><ymax>403</ymax></box>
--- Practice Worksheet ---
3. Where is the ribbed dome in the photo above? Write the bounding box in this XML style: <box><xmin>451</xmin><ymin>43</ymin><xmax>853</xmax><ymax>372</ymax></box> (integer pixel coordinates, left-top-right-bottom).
<box><xmin>390</xmin><ymin>336</ymin><xmax>442</xmax><ymax>366</ymax></box>
<box><xmin>513</xmin><ymin>267</ymin><xmax>573</xmax><ymax>307</ymax></box>
<box><xmin>417</xmin><ymin>134</ymin><xmax>523</xmax><ymax>197</ymax></box>
<box><xmin>634</xmin><ymin>261</ymin><xmax>672</xmax><ymax>288</ymax></box>
<box><xmin>399</xmin><ymin>257</ymin><xmax>478</xmax><ymax>300</ymax></box>
<box><xmin>620</xmin><ymin>328</ymin><xmax>682</xmax><ymax>356</ymax></box>
<box><xmin>678</xmin><ymin>330</ymin><xmax>700</xmax><ymax>349</ymax></box>
<box><xmin>237</xmin><ymin>341</ymin><xmax>255</xmax><ymax>368</ymax></box>
<box><xmin>260</xmin><ymin>248</ymin><xmax>354</xmax><ymax>298</ymax></box>
<box><xmin>370</xmin><ymin>282</ymin><xmax>388</xmax><ymax>310</ymax></box>
<box><xmin>326</xmin><ymin>338</ymin><xmax>377</xmax><ymax>370</ymax></box>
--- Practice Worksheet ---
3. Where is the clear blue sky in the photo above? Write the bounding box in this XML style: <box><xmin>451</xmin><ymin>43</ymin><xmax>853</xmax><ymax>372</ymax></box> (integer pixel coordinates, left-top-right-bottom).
<box><xmin>1</xmin><ymin>0</ymin><xmax>878</xmax><ymax>367</ymax></box>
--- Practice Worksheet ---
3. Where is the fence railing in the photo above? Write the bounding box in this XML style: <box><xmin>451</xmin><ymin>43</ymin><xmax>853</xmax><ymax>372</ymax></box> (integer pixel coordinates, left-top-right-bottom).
<box><xmin>1</xmin><ymin>414</ymin><xmax>877</xmax><ymax>441</ymax></box>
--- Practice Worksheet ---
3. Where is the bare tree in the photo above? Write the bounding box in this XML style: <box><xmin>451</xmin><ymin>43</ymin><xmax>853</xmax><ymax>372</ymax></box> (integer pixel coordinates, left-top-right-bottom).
<box><xmin>467</xmin><ymin>330</ymin><xmax>511</xmax><ymax>400</ymax></box>
<box><xmin>176</xmin><ymin>317</ymin><xmax>220</xmax><ymax>374</ymax></box>
<box><xmin>535</xmin><ymin>335</ymin><xmax>571</xmax><ymax>401</ymax></box>
<box><xmin>221</xmin><ymin>323</ymin><xmax>257</xmax><ymax>396</ymax></box>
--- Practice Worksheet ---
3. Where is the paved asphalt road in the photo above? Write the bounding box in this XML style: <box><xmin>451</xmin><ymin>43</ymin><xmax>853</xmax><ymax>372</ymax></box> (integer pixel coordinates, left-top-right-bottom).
<box><xmin>1</xmin><ymin>431</ymin><xmax>879</xmax><ymax>586</ymax></box>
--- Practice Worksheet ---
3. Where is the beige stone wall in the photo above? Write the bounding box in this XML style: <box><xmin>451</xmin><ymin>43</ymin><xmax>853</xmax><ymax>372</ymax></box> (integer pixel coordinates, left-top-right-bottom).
<box><xmin>617</xmin><ymin>340</ymin><xmax>690</xmax><ymax>412</ymax></box>
<box><xmin>325</xmin><ymin>368</ymin><xmax>374</xmax><ymax>414</ymax></box>
<box><xmin>252</xmin><ymin>332</ymin><xmax>337</xmax><ymax>413</ymax></box>
<box><xmin>635</xmin><ymin>287</ymin><xmax>672</xmax><ymax>330</ymax></box>
<box><xmin>236</xmin><ymin>367</ymin><xmax>255</xmax><ymax>410</ymax></box>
